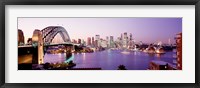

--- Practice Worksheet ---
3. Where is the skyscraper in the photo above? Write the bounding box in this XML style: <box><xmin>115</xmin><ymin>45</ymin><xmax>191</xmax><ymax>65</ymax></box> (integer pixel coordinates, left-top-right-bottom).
<box><xmin>78</xmin><ymin>39</ymin><xmax>81</xmax><ymax>44</ymax></box>
<box><xmin>110</xmin><ymin>36</ymin><xmax>114</xmax><ymax>48</ymax></box>
<box><xmin>130</xmin><ymin>33</ymin><xmax>132</xmax><ymax>41</ymax></box>
<box><xmin>92</xmin><ymin>37</ymin><xmax>95</xmax><ymax>47</ymax></box>
<box><xmin>81</xmin><ymin>39</ymin><xmax>85</xmax><ymax>45</ymax></box>
<box><xmin>106</xmin><ymin>36</ymin><xmax>109</xmax><ymax>48</ymax></box>
<box><xmin>100</xmin><ymin>39</ymin><xmax>107</xmax><ymax>48</ymax></box>
<box><xmin>87</xmin><ymin>37</ymin><xmax>91</xmax><ymax>46</ymax></box>
<box><xmin>124</xmin><ymin>32</ymin><xmax>127</xmax><ymax>39</ymax></box>
<box><xmin>95</xmin><ymin>40</ymin><xmax>98</xmax><ymax>47</ymax></box>
<box><xmin>95</xmin><ymin>35</ymin><xmax>100</xmax><ymax>47</ymax></box>
<box><xmin>123</xmin><ymin>32</ymin><xmax>128</xmax><ymax>48</ymax></box>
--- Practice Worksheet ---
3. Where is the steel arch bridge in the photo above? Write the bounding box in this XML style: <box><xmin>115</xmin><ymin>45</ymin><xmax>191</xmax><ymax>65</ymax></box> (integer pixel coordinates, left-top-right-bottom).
<box><xmin>41</xmin><ymin>26</ymin><xmax>71</xmax><ymax>44</ymax></box>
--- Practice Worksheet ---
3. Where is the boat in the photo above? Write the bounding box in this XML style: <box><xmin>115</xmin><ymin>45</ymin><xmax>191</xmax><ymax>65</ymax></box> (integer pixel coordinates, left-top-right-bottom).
<box><xmin>121</xmin><ymin>50</ymin><xmax>130</xmax><ymax>54</ymax></box>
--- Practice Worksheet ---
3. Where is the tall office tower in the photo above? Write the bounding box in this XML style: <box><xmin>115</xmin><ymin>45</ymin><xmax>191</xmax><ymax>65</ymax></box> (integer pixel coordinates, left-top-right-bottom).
<box><xmin>106</xmin><ymin>36</ymin><xmax>109</xmax><ymax>47</ymax></box>
<box><xmin>117</xmin><ymin>37</ymin><xmax>122</xmax><ymax>48</ymax></box>
<box><xmin>87</xmin><ymin>37</ymin><xmax>91</xmax><ymax>46</ymax></box>
<box><xmin>175</xmin><ymin>33</ymin><xmax>182</xmax><ymax>70</ymax></box>
<box><xmin>81</xmin><ymin>39</ymin><xmax>85</xmax><ymax>46</ymax></box>
<box><xmin>123</xmin><ymin>32</ymin><xmax>128</xmax><ymax>48</ymax></box>
<box><xmin>95</xmin><ymin>35</ymin><xmax>100</xmax><ymax>47</ymax></box>
<box><xmin>18</xmin><ymin>29</ymin><xmax>25</xmax><ymax>45</ymax></box>
<box><xmin>95</xmin><ymin>40</ymin><xmax>98</xmax><ymax>47</ymax></box>
<box><xmin>78</xmin><ymin>39</ymin><xmax>81</xmax><ymax>44</ymax></box>
<box><xmin>110</xmin><ymin>36</ymin><xmax>114</xmax><ymax>48</ymax></box>
<box><xmin>92</xmin><ymin>37</ymin><xmax>95</xmax><ymax>47</ymax></box>
<box><xmin>130</xmin><ymin>33</ymin><xmax>132</xmax><ymax>41</ymax></box>
<box><xmin>124</xmin><ymin>32</ymin><xmax>127</xmax><ymax>39</ymax></box>
<box><xmin>117</xmin><ymin>37</ymin><xmax>121</xmax><ymax>42</ymax></box>
<box><xmin>120</xmin><ymin>33</ymin><xmax>123</xmax><ymax>45</ymax></box>
<box><xmin>100</xmin><ymin>39</ymin><xmax>107</xmax><ymax>48</ymax></box>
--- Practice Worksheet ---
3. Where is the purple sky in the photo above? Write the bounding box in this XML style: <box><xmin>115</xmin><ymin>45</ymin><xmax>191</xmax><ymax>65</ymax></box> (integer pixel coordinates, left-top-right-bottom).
<box><xmin>18</xmin><ymin>17</ymin><xmax>182</xmax><ymax>44</ymax></box>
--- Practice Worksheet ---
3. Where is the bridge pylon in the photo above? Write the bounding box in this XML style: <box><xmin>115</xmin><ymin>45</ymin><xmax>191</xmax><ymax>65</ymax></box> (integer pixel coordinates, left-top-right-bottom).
<box><xmin>32</xmin><ymin>29</ymin><xmax>44</xmax><ymax>64</ymax></box>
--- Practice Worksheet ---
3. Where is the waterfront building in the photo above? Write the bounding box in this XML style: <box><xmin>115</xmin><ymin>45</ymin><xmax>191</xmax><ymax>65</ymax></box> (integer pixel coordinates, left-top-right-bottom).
<box><xmin>145</xmin><ymin>44</ymin><xmax>156</xmax><ymax>53</ymax></box>
<box><xmin>100</xmin><ymin>39</ymin><xmax>107</xmax><ymax>48</ymax></box>
<box><xmin>106</xmin><ymin>36</ymin><xmax>109</xmax><ymax>48</ymax></box>
<box><xmin>123</xmin><ymin>32</ymin><xmax>128</xmax><ymax>48</ymax></box>
<box><xmin>114</xmin><ymin>37</ymin><xmax>121</xmax><ymax>48</ymax></box>
<box><xmin>130</xmin><ymin>33</ymin><xmax>132</xmax><ymax>41</ymax></box>
<box><xmin>81</xmin><ymin>39</ymin><xmax>86</xmax><ymax>46</ymax></box>
<box><xmin>149</xmin><ymin>60</ymin><xmax>176</xmax><ymax>70</ymax></box>
<box><xmin>95</xmin><ymin>40</ymin><xmax>98</xmax><ymax>47</ymax></box>
<box><xmin>18</xmin><ymin>29</ymin><xmax>25</xmax><ymax>46</ymax></box>
<box><xmin>78</xmin><ymin>39</ymin><xmax>81</xmax><ymax>44</ymax></box>
<box><xmin>128</xmin><ymin>40</ymin><xmax>134</xmax><ymax>49</ymax></box>
<box><xmin>87</xmin><ymin>37</ymin><xmax>91</xmax><ymax>46</ymax></box>
<box><xmin>92</xmin><ymin>37</ymin><xmax>95</xmax><ymax>47</ymax></box>
<box><xmin>110</xmin><ymin>36</ymin><xmax>114</xmax><ymax>48</ymax></box>
<box><xmin>175</xmin><ymin>33</ymin><xmax>182</xmax><ymax>70</ymax></box>
<box><xmin>116</xmin><ymin>37</ymin><xmax>121</xmax><ymax>43</ymax></box>
<box><xmin>95</xmin><ymin>35</ymin><xmax>100</xmax><ymax>47</ymax></box>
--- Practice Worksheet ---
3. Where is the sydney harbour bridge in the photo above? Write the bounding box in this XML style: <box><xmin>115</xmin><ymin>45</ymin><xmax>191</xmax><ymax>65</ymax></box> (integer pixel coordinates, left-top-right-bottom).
<box><xmin>18</xmin><ymin>26</ymin><xmax>78</xmax><ymax>65</ymax></box>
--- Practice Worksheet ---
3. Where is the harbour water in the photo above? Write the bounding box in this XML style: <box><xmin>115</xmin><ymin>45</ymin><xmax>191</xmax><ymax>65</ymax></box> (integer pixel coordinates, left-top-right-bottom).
<box><xmin>43</xmin><ymin>49</ymin><xmax>176</xmax><ymax>70</ymax></box>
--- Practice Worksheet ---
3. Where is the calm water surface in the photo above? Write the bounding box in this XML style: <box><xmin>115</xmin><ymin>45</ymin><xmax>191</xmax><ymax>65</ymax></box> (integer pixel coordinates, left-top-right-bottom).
<box><xmin>44</xmin><ymin>49</ymin><xmax>176</xmax><ymax>70</ymax></box>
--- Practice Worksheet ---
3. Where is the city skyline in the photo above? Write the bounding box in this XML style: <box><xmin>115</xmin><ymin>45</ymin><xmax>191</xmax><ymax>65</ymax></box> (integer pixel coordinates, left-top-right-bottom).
<box><xmin>18</xmin><ymin>17</ymin><xmax>182</xmax><ymax>44</ymax></box>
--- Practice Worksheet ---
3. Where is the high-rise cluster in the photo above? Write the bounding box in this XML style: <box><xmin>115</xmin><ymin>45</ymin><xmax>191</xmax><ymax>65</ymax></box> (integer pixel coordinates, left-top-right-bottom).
<box><xmin>71</xmin><ymin>32</ymin><xmax>135</xmax><ymax>49</ymax></box>
<box><xmin>116</xmin><ymin>32</ymin><xmax>134</xmax><ymax>49</ymax></box>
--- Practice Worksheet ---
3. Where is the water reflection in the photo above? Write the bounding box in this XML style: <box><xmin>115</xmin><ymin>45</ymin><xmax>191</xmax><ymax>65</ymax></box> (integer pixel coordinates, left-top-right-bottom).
<box><xmin>43</xmin><ymin>50</ymin><xmax>176</xmax><ymax>70</ymax></box>
<box><xmin>82</xmin><ymin>53</ymin><xmax>86</xmax><ymax>60</ymax></box>
<box><xmin>65</xmin><ymin>53</ymin><xmax>74</xmax><ymax>63</ymax></box>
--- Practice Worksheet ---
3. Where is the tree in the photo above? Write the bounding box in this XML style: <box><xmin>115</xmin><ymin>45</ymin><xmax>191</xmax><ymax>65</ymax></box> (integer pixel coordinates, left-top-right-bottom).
<box><xmin>118</xmin><ymin>65</ymin><xmax>127</xmax><ymax>70</ymax></box>
<box><xmin>68</xmin><ymin>60</ymin><xmax>74</xmax><ymax>65</ymax></box>
<box><xmin>43</xmin><ymin>62</ymin><xmax>50</xmax><ymax>69</ymax></box>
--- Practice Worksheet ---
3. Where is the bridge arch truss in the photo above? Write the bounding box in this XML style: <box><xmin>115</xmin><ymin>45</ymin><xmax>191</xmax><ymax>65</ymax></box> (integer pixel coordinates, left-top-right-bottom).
<box><xmin>41</xmin><ymin>26</ymin><xmax>71</xmax><ymax>44</ymax></box>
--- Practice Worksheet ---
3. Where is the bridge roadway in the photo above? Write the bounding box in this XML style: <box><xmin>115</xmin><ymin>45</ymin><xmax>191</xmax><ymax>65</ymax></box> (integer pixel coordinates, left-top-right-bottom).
<box><xmin>18</xmin><ymin>42</ymin><xmax>79</xmax><ymax>65</ymax></box>
<box><xmin>18</xmin><ymin>42</ymin><xmax>80</xmax><ymax>48</ymax></box>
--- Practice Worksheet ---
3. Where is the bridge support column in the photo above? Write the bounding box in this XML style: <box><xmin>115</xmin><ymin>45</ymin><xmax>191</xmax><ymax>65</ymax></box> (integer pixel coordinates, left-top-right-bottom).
<box><xmin>32</xmin><ymin>29</ymin><xmax>44</xmax><ymax>64</ymax></box>
<box><xmin>65</xmin><ymin>45</ymin><xmax>72</xmax><ymax>60</ymax></box>
<box><xmin>72</xmin><ymin>45</ymin><xmax>75</xmax><ymax>52</ymax></box>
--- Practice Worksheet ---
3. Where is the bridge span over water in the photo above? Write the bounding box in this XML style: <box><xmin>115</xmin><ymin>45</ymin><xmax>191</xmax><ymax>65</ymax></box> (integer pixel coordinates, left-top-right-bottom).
<box><xmin>18</xmin><ymin>26</ymin><xmax>76</xmax><ymax>64</ymax></box>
